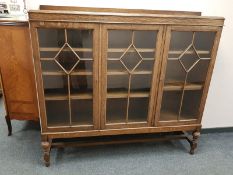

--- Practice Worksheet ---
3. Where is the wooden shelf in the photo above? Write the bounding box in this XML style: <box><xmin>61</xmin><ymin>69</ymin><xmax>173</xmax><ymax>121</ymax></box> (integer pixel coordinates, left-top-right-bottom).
<box><xmin>108</xmin><ymin>48</ymin><xmax>155</xmax><ymax>52</ymax></box>
<box><xmin>47</xmin><ymin>121</ymin><xmax>93</xmax><ymax>128</ymax></box>
<box><xmin>41</xmin><ymin>57</ymin><xmax>93</xmax><ymax>61</ymax></box>
<box><xmin>108</xmin><ymin>58</ymin><xmax>154</xmax><ymax>61</ymax></box>
<box><xmin>45</xmin><ymin>91</ymin><xmax>149</xmax><ymax>100</ymax></box>
<box><xmin>160</xmin><ymin>111</ymin><xmax>198</xmax><ymax>121</ymax></box>
<box><xmin>160</xmin><ymin>111</ymin><xmax>178</xmax><ymax>121</ymax></box>
<box><xmin>168</xmin><ymin>50</ymin><xmax>210</xmax><ymax>55</ymax></box>
<box><xmin>40</xmin><ymin>47</ymin><xmax>92</xmax><ymax>52</ymax></box>
<box><xmin>42</xmin><ymin>71</ymin><xmax>93</xmax><ymax>76</ymax></box>
<box><xmin>163</xmin><ymin>82</ymin><xmax>204</xmax><ymax>91</ymax></box>
<box><xmin>45</xmin><ymin>92</ymin><xmax>93</xmax><ymax>100</ymax></box>
<box><xmin>168</xmin><ymin>57</ymin><xmax>211</xmax><ymax>61</ymax></box>
<box><xmin>107</xmin><ymin>70</ymin><xmax>152</xmax><ymax>75</ymax></box>
<box><xmin>107</xmin><ymin>91</ymin><xmax>150</xmax><ymax>98</ymax></box>
<box><xmin>106</xmin><ymin>118</ymin><xmax>147</xmax><ymax>124</ymax></box>
<box><xmin>107</xmin><ymin>48</ymin><xmax>210</xmax><ymax>55</ymax></box>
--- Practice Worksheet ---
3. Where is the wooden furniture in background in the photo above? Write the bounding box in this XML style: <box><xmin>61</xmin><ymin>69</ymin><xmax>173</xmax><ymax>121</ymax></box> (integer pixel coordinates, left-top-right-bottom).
<box><xmin>29</xmin><ymin>6</ymin><xmax>224</xmax><ymax>166</ymax></box>
<box><xmin>0</xmin><ymin>74</ymin><xmax>2</xmax><ymax>97</ymax></box>
<box><xmin>0</xmin><ymin>19</ymin><xmax>39</xmax><ymax>135</ymax></box>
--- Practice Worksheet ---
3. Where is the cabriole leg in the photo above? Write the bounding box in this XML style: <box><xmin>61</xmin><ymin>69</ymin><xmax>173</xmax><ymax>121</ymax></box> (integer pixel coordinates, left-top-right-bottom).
<box><xmin>189</xmin><ymin>130</ymin><xmax>200</xmax><ymax>155</ymax></box>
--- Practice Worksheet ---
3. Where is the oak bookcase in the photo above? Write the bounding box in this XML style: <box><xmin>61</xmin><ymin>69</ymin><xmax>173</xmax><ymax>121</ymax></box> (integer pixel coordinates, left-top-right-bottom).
<box><xmin>29</xmin><ymin>6</ymin><xmax>224</xmax><ymax>166</ymax></box>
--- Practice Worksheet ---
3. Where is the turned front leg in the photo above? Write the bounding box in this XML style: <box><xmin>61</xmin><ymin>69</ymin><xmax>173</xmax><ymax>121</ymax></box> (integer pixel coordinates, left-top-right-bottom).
<box><xmin>41</xmin><ymin>141</ymin><xmax>51</xmax><ymax>167</ymax></box>
<box><xmin>189</xmin><ymin>131</ymin><xmax>200</xmax><ymax>155</ymax></box>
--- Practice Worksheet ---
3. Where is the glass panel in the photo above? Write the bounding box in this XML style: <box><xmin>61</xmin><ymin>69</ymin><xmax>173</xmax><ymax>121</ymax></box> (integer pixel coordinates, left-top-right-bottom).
<box><xmin>134</xmin><ymin>31</ymin><xmax>157</xmax><ymax>48</ymax></box>
<box><xmin>107</xmin><ymin>75</ymin><xmax>129</xmax><ymax>93</ymax></box>
<box><xmin>67</xmin><ymin>29</ymin><xmax>93</xmax><ymax>48</ymax></box>
<box><xmin>46</xmin><ymin>100</ymin><xmax>69</xmax><ymax>126</ymax></box>
<box><xmin>160</xmin><ymin>30</ymin><xmax>216</xmax><ymax>122</ymax></box>
<box><xmin>136</xmin><ymin>60</ymin><xmax>154</xmax><ymax>71</ymax></box>
<box><xmin>139</xmin><ymin>52</ymin><xmax>155</xmax><ymax>58</ymax></box>
<box><xmin>131</xmin><ymin>74</ymin><xmax>152</xmax><ymax>93</ymax></box>
<box><xmin>71</xmin><ymin>99</ymin><xmax>93</xmax><ymax>125</ymax></box>
<box><xmin>170</xmin><ymin>32</ymin><xmax>193</xmax><ymax>51</ymax></box>
<box><xmin>70</xmin><ymin>75</ymin><xmax>93</xmax><ymax>94</ymax></box>
<box><xmin>165</xmin><ymin>60</ymin><xmax>186</xmax><ymax>83</ymax></box>
<box><xmin>108</xmin><ymin>52</ymin><xmax>124</xmax><ymax>59</ymax></box>
<box><xmin>73</xmin><ymin>60</ymin><xmax>93</xmax><ymax>72</ymax></box>
<box><xmin>40</xmin><ymin>51</ymin><xmax>57</xmax><ymax>58</ymax></box>
<box><xmin>67</xmin><ymin>29</ymin><xmax>93</xmax><ymax>59</ymax></box>
<box><xmin>121</xmin><ymin>47</ymin><xmax>142</xmax><ymax>71</ymax></box>
<box><xmin>108</xmin><ymin>30</ymin><xmax>132</xmax><ymax>48</ymax></box>
<box><xmin>107</xmin><ymin>60</ymin><xmax>125</xmax><ymax>71</ymax></box>
<box><xmin>128</xmin><ymin>98</ymin><xmax>149</xmax><ymax>122</ymax></box>
<box><xmin>38</xmin><ymin>28</ymin><xmax>65</xmax><ymax>47</ymax></box>
<box><xmin>37</xmin><ymin>28</ymin><xmax>65</xmax><ymax>58</ymax></box>
<box><xmin>43</xmin><ymin>75</ymin><xmax>68</xmax><ymax>96</ymax></box>
<box><xmin>41</xmin><ymin>60</ymin><xmax>62</xmax><ymax>72</ymax></box>
<box><xmin>180</xmin><ymin>90</ymin><xmax>203</xmax><ymax>120</ymax></box>
<box><xmin>55</xmin><ymin>45</ymin><xmax>79</xmax><ymax>72</ymax></box>
<box><xmin>187</xmin><ymin>60</ymin><xmax>210</xmax><ymax>83</ymax></box>
<box><xmin>106</xmin><ymin>29</ymin><xmax>158</xmax><ymax>125</ymax></box>
<box><xmin>194</xmin><ymin>32</ymin><xmax>216</xmax><ymax>58</ymax></box>
<box><xmin>160</xmin><ymin>91</ymin><xmax>182</xmax><ymax>121</ymax></box>
<box><xmin>106</xmin><ymin>98</ymin><xmax>127</xmax><ymax>123</ymax></box>
<box><xmin>38</xmin><ymin>28</ymin><xmax>94</xmax><ymax>128</ymax></box>
<box><xmin>179</xmin><ymin>47</ymin><xmax>199</xmax><ymax>72</ymax></box>
<box><xmin>77</xmin><ymin>51</ymin><xmax>93</xmax><ymax>60</ymax></box>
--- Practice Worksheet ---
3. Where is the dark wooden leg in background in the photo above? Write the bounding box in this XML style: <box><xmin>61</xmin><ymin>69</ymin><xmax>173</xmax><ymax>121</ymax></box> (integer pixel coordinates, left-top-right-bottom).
<box><xmin>5</xmin><ymin>115</ymin><xmax>12</xmax><ymax>136</ymax></box>
<box><xmin>41</xmin><ymin>136</ymin><xmax>51</xmax><ymax>167</ymax></box>
<box><xmin>189</xmin><ymin>130</ymin><xmax>200</xmax><ymax>155</ymax></box>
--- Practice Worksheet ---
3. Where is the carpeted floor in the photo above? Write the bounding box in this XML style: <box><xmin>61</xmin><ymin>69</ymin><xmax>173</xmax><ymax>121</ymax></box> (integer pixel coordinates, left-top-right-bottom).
<box><xmin>0</xmin><ymin>97</ymin><xmax>232</xmax><ymax>175</ymax></box>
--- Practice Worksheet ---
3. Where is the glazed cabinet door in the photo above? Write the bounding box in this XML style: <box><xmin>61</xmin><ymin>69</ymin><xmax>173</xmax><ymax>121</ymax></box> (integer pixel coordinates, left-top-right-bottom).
<box><xmin>101</xmin><ymin>24</ymin><xmax>163</xmax><ymax>129</ymax></box>
<box><xmin>30</xmin><ymin>23</ymin><xmax>100</xmax><ymax>132</ymax></box>
<box><xmin>155</xmin><ymin>26</ymin><xmax>222</xmax><ymax>126</ymax></box>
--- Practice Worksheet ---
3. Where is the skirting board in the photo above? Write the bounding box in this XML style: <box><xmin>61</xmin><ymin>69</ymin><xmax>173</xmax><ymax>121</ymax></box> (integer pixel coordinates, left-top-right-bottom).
<box><xmin>202</xmin><ymin>127</ymin><xmax>233</xmax><ymax>134</ymax></box>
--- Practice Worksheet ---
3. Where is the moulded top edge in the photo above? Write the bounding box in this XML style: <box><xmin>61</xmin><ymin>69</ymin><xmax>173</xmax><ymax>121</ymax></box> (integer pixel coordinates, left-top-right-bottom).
<box><xmin>39</xmin><ymin>5</ymin><xmax>202</xmax><ymax>16</ymax></box>
<box><xmin>28</xmin><ymin>10</ymin><xmax>225</xmax><ymax>21</ymax></box>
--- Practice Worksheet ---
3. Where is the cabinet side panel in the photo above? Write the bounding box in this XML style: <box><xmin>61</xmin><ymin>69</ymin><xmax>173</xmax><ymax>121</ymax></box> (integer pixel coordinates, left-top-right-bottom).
<box><xmin>0</xmin><ymin>25</ymin><xmax>38</xmax><ymax>120</ymax></box>
<box><xmin>198</xmin><ymin>28</ymin><xmax>223</xmax><ymax>124</ymax></box>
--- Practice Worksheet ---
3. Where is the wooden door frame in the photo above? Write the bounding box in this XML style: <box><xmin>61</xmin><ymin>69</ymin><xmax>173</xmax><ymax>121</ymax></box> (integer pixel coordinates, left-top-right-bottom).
<box><xmin>30</xmin><ymin>21</ymin><xmax>100</xmax><ymax>133</ymax></box>
<box><xmin>100</xmin><ymin>24</ymin><xmax>164</xmax><ymax>129</ymax></box>
<box><xmin>154</xmin><ymin>25</ymin><xmax>223</xmax><ymax>127</ymax></box>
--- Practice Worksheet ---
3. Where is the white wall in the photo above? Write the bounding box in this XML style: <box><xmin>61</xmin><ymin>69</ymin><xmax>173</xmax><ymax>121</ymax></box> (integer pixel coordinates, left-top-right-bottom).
<box><xmin>26</xmin><ymin>0</ymin><xmax>233</xmax><ymax>128</ymax></box>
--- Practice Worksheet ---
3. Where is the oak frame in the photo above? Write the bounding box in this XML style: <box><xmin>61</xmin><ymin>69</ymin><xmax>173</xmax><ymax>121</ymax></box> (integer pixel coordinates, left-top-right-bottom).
<box><xmin>28</xmin><ymin>8</ymin><xmax>224</xmax><ymax>166</ymax></box>
<box><xmin>30</xmin><ymin>21</ymin><xmax>100</xmax><ymax>133</ymax></box>
<box><xmin>100</xmin><ymin>24</ymin><xmax>164</xmax><ymax>129</ymax></box>
<box><xmin>154</xmin><ymin>26</ymin><xmax>223</xmax><ymax>127</ymax></box>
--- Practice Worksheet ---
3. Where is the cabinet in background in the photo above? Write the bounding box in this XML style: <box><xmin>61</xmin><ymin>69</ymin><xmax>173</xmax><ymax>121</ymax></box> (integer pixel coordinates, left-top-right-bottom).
<box><xmin>0</xmin><ymin>20</ymin><xmax>39</xmax><ymax>135</ymax></box>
